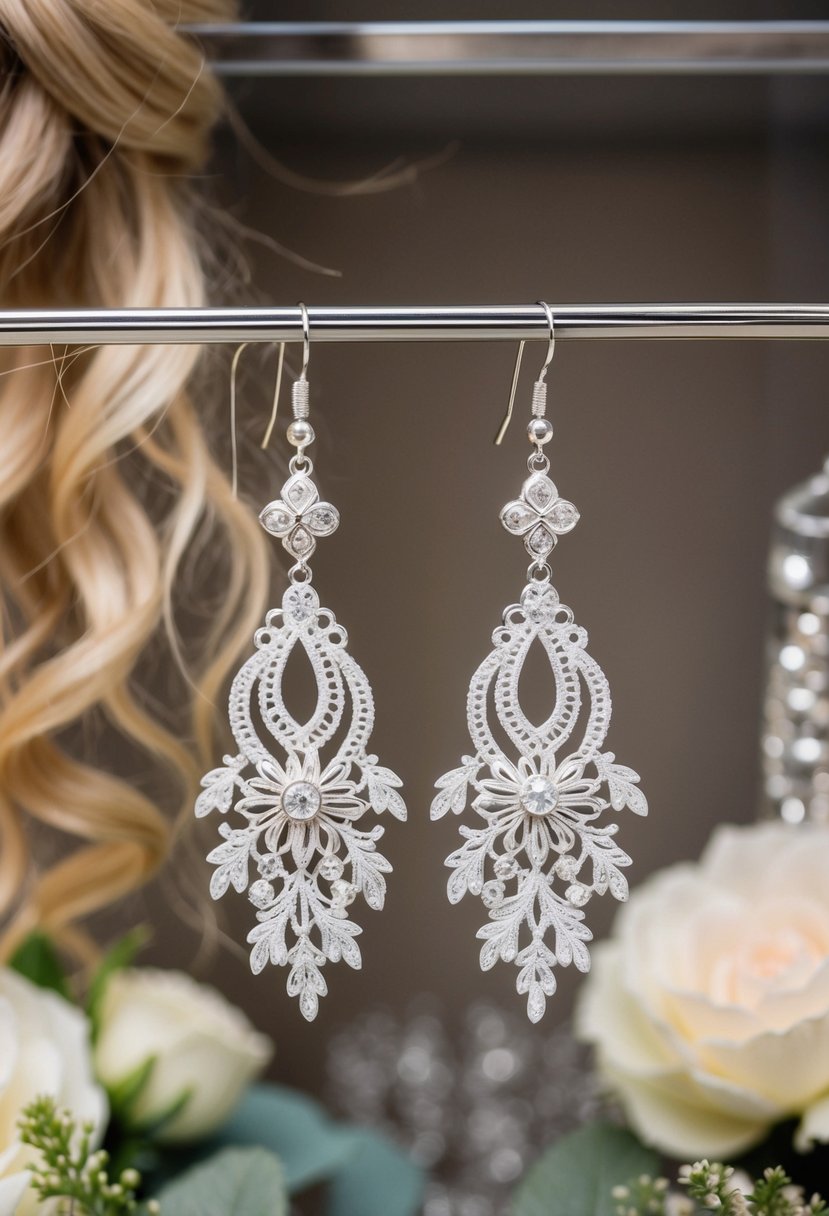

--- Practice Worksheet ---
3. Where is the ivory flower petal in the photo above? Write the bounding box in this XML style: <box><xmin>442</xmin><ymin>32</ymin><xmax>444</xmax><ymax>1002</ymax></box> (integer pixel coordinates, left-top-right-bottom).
<box><xmin>95</xmin><ymin>968</ymin><xmax>271</xmax><ymax>1143</ymax></box>
<box><xmin>0</xmin><ymin>1174</ymin><xmax>31</xmax><ymax>1216</ymax></box>
<box><xmin>576</xmin><ymin>822</ymin><xmax>829</xmax><ymax>1159</ymax></box>
<box><xmin>0</xmin><ymin>968</ymin><xmax>106</xmax><ymax>1215</ymax></box>
<box><xmin>796</xmin><ymin>1092</ymin><xmax>829</xmax><ymax>1150</ymax></box>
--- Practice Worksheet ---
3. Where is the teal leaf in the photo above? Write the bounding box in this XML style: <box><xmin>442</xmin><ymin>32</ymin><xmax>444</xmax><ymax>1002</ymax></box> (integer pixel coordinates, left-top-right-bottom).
<box><xmin>217</xmin><ymin>1084</ymin><xmax>358</xmax><ymax>1192</ymax></box>
<box><xmin>9</xmin><ymin>932</ymin><xmax>70</xmax><ymax>999</ymax></box>
<box><xmin>87</xmin><ymin>927</ymin><xmax>149</xmax><ymax>1038</ymax></box>
<box><xmin>151</xmin><ymin>1147</ymin><xmax>286</xmax><ymax>1216</ymax></box>
<box><xmin>512</xmin><ymin>1124</ymin><xmax>660</xmax><ymax>1216</ymax></box>
<box><xmin>325</xmin><ymin>1129</ymin><xmax>424</xmax><ymax>1216</ymax></box>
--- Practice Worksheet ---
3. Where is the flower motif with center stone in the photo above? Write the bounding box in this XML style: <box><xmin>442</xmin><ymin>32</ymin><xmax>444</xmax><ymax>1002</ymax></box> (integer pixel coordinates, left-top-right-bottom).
<box><xmin>259</xmin><ymin>470</ymin><xmax>339</xmax><ymax>562</ymax></box>
<box><xmin>500</xmin><ymin>472</ymin><xmax>579</xmax><ymax>561</ymax></box>
<box><xmin>236</xmin><ymin>748</ymin><xmax>365</xmax><ymax>871</ymax></box>
<box><xmin>474</xmin><ymin>753</ymin><xmax>604</xmax><ymax>867</ymax></box>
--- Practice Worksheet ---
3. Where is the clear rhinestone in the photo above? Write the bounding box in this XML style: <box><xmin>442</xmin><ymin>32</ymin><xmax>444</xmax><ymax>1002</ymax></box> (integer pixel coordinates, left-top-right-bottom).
<box><xmin>319</xmin><ymin>854</ymin><xmax>344</xmax><ymax>881</ymax></box>
<box><xmin>282</xmin><ymin>473</ymin><xmax>318</xmax><ymax>514</ymax></box>
<box><xmin>548</xmin><ymin>499</ymin><xmax>580</xmax><ymax>533</ymax></box>
<box><xmin>520</xmin><ymin>776</ymin><xmax>559</xmax><ymax>816</ymax></box>
<box><xmin>260</xmin><ymin>504</ymin><xmax>293</xmax><ymax>535</ymax></box>
<box><xmin>249</xmin><ymin>878</ymin><xmax>275</xmax><ymax>909</ymax></box>
<box><xmin>331</xmin><ymin>879</ymin><xmax>357</xmax><ymax>906</ymax></box>
<box><xmin>282</xmin><ymin>584</ymin><xmax>319</xmax><ymax>622</ymax></box>
<box><xmin>289</xmin><ymin>525</ymin><xmax>314</xmax><ymax>557</ymax></box>
<box><xmin>281</xmin><ymin>781</ymin><xmax>322</xmax><ymax>821</ymax></box>
<box><xmin>566</xmin><ymin>882</ymin><xmax>591</xmax><ymax>908</ymax></box>
<box><xmin>304</xmin><ymin>503</ymin><xmax>340</xmax><ymax>536</ymax></box>
<box><xmin>257</xmin><ymin>854</ymin><xmax>281</xmax><ymax>879</ymax></box>
<box><xmin>521</xmin><ymin>584</ymin><xmax>559</xmax><ymax>623</ymax></box>
<box><xmin>494</xmin><ymin>856</ymin><xmax>518</xmax><ymax>880</ymax></box>
<box><xmin>526</xmin><ymin>523</ymin><xmax>555</xmax><ymax>558</ymax></box>
<box><xmin>523</xmin><ymin>473</ymin><xmax>558</xmax><ymax>512</ymax></box>
<box><xmin>554</xmin><ymin>854</ymin><xmax>579</xmax><ymax>882</ymax></box>
<box><xmin>482</xmin><ymin>880</ymin><xmax>505</xmax><ymax>909</ymax></box>
<box><xmin>500</xmin><ymin>500</ymin><xmax>536</xmax><ymax>535</ymax></box>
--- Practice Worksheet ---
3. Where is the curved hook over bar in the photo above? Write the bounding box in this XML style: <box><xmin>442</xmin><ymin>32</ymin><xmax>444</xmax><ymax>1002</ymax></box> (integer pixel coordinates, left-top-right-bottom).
<box><xmin>298</xmin><ymin>301</ymin><xmax>311</xmax><ymax>379</ymax></box>
<box><xmin>494</xmin><ymin>301</ymin><xmax>555</xmax><ymax>446</ymax></box>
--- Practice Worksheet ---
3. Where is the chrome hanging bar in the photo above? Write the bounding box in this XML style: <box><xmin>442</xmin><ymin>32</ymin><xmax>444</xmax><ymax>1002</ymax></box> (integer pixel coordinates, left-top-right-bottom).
<box><xmin>185</xmin><ymin>21</ymin><xmax>829</xmax><ymax>77</ymax></box>
<box><xmin>2</xmin><ymin>305</ymin><xmax>829</xmax><ymax>346</ymax></box>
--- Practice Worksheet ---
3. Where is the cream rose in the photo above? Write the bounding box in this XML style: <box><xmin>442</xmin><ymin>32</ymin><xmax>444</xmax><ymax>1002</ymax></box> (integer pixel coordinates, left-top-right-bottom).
<box><xmin>0</xmin><ymin>968</ymin><xmax>107</xmax><ymax>1216</ymax></box>
<box><xmin>94</xmin><ymin>968</ymin><xmax>272</xmax><ymax>1143</ymax></box>
<box><xmin>576</xmin><ymin>822</ymin><xmax>829</xmax><ymax>1159</ymax></box>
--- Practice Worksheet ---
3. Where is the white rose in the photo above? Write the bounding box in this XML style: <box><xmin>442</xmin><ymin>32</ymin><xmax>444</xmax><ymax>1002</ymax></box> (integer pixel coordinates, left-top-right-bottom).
<box><xmin>0</xmin><ymin>968</ymin><xmax>107</xmax><ymax>1216</ymax></box>
<box><xmin>94</xmin><ymin>968</ymin><xmax>272</xmax><ymax>1143</ymax></box>
<box><xmin>576</xmin><ymin>822</ymin><xmax>829</xmax><ymax>1159</ymax></box>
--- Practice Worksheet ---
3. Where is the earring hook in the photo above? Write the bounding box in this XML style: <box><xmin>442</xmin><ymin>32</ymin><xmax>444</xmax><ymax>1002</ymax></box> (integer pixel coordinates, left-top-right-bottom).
<box><xmin>260</xmin><ymin>341</ymin><xmax>286</xmax><ymax>450</ymax></box>
<box><xmin>298</xmin><ymin>301</ymin><xmax>310</xmax><ymax>380</ymax></box>
<box><xmin>286</xmin><ymin>302</ymin><xmax>313</xmax><ymax>458</ymax></box>
<box><xmin>494</xmin><ymin>302</ymin><xmax>555</xmax><ymax>446</ymax></box>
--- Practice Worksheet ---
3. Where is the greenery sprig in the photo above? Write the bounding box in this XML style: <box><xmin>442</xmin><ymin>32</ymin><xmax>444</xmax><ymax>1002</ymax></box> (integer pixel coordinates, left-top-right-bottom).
<box><xmin>18</xmin><ymin>1095</ymin><xmax>156</xmax><ymax>1216</ymax></box>
<box><xmin>612</xmin><ymin>1173</ymin><xmax>671</xmax><ymax>1215</ymax></box>
<box><xmin>612</xmin><ymin>1161</ymin><xmax>827</xmax><ymax>1216</ymax></box>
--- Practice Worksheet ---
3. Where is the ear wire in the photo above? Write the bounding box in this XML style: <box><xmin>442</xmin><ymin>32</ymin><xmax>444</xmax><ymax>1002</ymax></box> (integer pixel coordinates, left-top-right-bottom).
<box><xmin>494</xmin><ymin>302</ymin><xmax>556</xmax><ymax>446</ymax></box>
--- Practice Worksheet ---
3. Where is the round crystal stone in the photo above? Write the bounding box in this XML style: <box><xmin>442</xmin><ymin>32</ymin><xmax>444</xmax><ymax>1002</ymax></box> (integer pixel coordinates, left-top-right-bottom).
<box><xmin>319</xmin><ymin>854</ymin><xmax>344</xmax><ymax>881</ymax></box>
<box><xmin>249</xmin><ymin>879</ymin><xmax>275</xmax><ymax>909</ymax></box>
<box><xmin>554</xmin><ymin>854</ymin><xmax>579</xmax><ymax>882</ymax></box>
<box><xmin>520</xmin><ymin>776</ymin><xmax>559</xmax><ymax>816</ymax></box>
<box><xmin>482</xmin><ymin>879</ymin><xmax>505</xmax><ymax>909</ymax></box>
<box><xmin>331</xmin><ymin>879</ymin><xmax>357</xmax><ymax>906</ymax></box>
<box><xmin>257</xmin><ymin>853</ymin><xmax>281</xmax><ymax>879</ymax></box>
<box><xmin>566</xmin><ymin>882</ymin><xmax>591</xmax><ymax>908</ymax></box>
<box><xmin>281</xmin><ymin>781</ymin><xmax>322</xmax><ymax>821</ymax></box>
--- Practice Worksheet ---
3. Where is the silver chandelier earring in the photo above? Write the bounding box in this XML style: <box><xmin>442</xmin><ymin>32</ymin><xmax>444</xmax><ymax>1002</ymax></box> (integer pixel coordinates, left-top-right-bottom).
<box><xmin>196</xmin><ymin>305</ymin><xmax>406</xmax><ymax>1021</ymax></box>
<box><xmin>431</xmin><ymin>304</ymin><xmax>647</xmax><ymax>1023</ymax></box>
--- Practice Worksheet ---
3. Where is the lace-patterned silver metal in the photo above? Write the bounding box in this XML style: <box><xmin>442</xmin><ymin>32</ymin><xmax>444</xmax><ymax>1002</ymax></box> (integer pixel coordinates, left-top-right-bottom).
<box><xmin>196</xmin><ymin>314</ymin><xmax>406</xmax><ymax>1020</ymax></box>
<box><xmin>431</xmin><ymin>306</ymin><xmax>647</xmax><ymax>1022</ymax></box>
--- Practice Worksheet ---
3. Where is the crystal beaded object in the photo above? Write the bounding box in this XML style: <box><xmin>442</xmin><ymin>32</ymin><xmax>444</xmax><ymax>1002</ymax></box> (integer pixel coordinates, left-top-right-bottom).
<box><xmin>432</xmin><ymin>454</ymin><xmax>647</xmax><ymax>1022</ymax></box>
<box><xmin>282</xmin><ymin>781</ymin><xmax>322</xmax><ymax>821</ymax></box>
<box><xmin>196</xmin><ymin>453</ymin><xmax>405</xmax><ymax>1021</ymax></box>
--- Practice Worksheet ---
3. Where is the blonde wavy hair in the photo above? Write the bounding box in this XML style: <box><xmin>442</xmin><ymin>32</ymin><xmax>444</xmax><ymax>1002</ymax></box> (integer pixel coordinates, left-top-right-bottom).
<box><xmin>0</xmin><ymin>0</ymin><xmax>269</xmax><ymax>963</ymax></box>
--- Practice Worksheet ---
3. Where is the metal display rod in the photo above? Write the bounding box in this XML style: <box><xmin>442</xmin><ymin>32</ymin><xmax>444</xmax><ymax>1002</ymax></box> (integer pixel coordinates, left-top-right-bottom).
<box><xmin>3</xmin><ymin>305</ymin><xmax>829</xmax><ymax>346</ymax></box>
<box><xmin>184</xmin><ymin>21</ymin><xmax>829</xmax><ymax>76</ymax></box>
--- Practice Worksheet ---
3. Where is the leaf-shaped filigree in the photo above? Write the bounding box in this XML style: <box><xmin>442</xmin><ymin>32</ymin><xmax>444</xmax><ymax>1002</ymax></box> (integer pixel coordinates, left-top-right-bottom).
<box><xmin>197</xmin><ymin>465</ymin><xmax>404</xmax><ymax>1021</ymax></box>
<box><xmin>433</xmin><ymin>573</ymin><xmax>647</xmax><ymax>1023</ymax></box>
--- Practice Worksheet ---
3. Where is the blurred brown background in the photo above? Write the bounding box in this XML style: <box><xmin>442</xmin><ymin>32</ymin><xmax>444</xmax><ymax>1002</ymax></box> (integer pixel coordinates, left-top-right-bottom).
<box><xmin>138</xmin><ymin>1</ymin><xmax>829</xmax><ymax>1095</ymax></box>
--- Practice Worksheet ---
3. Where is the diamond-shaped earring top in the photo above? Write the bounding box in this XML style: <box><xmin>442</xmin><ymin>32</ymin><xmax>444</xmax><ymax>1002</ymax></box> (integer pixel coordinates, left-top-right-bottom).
<box><xmin>500</xmin><ymin>471</ymin><xmax>579</xmax><ymax>561</ymax></box>
<box><xmin>259</xmin><ymin>470</ymin><xmax>340</xmax><ymax>562</ymax></box>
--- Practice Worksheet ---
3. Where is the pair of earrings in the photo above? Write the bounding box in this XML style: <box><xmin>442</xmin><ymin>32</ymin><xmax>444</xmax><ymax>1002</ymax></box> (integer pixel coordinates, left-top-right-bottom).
<box><xmin>195</xmin><ymin>304</ymin><xmax>647</xmax><ymax>1023</ymax></box>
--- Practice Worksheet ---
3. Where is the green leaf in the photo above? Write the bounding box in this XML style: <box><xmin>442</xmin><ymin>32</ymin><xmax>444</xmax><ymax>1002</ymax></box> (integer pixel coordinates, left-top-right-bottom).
<box><xmin>512</xmin><ymin>1123</ymin><xmax>660</xmax><ymax>1216</ymax></box>
<box><xmin>325</xmin><ymin>1129</ymin><xmax>424</xmax><ymax>1216</ymax></box>
<box><xmin>9</xmin><ymin>932</ymin><xmax>70</xmax><ymax>998</ymax></box>
<box><xmin>87</xmin><ymin>927</ymin><xmax>149</xmax><ymax>1038</ymax></box>
<box><xmin>152</xmin><ymin>1147</ymin><xmax>286</xmax><ymax>1216</ymax></box>
<box><xmin>133</xmin><ymin>1086</ymin><xmax>194</xmax><ymax>1140</ymax></box>
<box><xmin>217</xmin><ymin>1084</ymin><xmax>357</xmax><ymax>1192</ymax></box>
<box><xmin>107</xmin><ymin>1057</ymin><xmax>157</xmax><ymax>1118</ymax></box>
